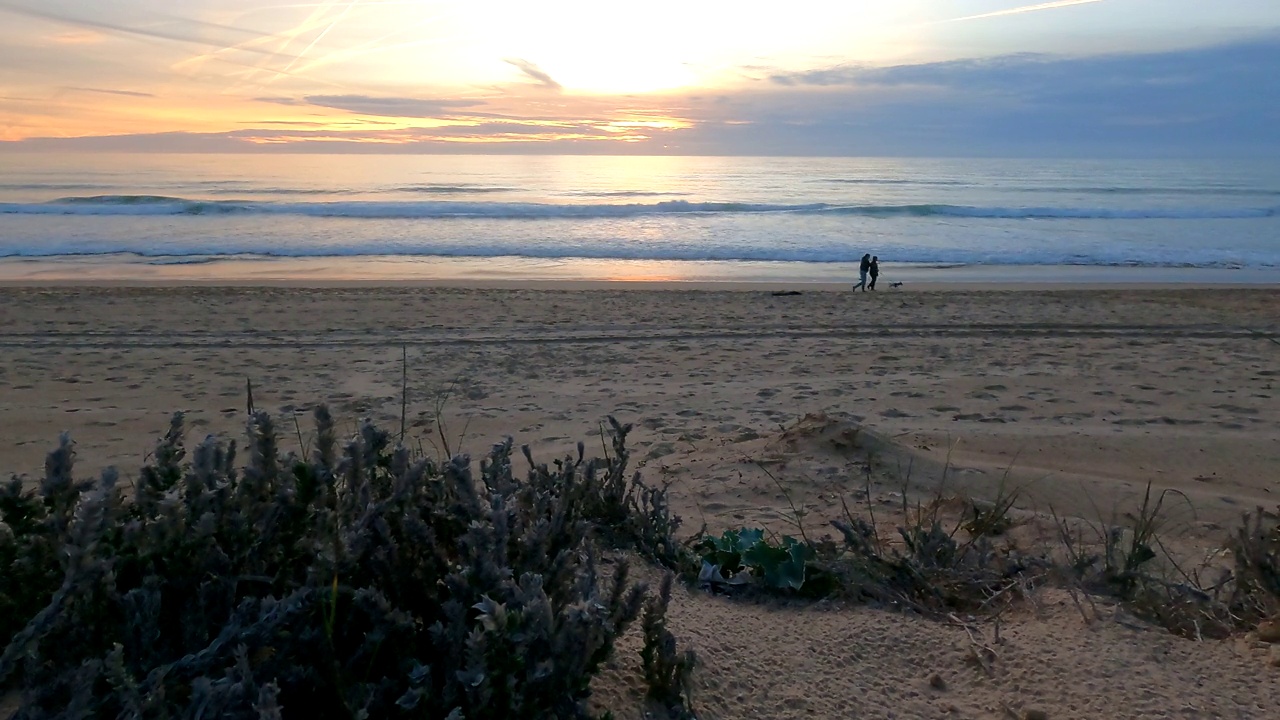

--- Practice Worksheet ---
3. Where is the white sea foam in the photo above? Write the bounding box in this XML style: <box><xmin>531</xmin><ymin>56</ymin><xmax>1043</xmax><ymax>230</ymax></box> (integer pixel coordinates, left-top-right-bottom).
<box><xmin>2</xmin><ymin>155</ymin><xmax>1278</xmax><ymax>273</ymax></box>
<box><xmin>2</xmin><ymin>196</ymin><xmax>1276</xmax><ymax>220</ymax></box>
<box><xmin>0</xmin><ymin>237</ymin><xmax>1270</xmax><ymax>269</ymax></box>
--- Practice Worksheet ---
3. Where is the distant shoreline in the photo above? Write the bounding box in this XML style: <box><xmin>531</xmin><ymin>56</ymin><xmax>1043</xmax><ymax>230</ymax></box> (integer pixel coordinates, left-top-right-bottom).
<box><xmin>2</xmin><ymin>255</ymin><xmax>1278</xmax><ymax>288</ymax></box>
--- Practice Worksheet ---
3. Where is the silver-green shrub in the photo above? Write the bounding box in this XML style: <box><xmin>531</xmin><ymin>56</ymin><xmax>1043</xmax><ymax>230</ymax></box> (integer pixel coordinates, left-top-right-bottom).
<box><xmin>0</xmin><ymin>408</ymin><xmax>689</xmax><ymax>719</ymax></box>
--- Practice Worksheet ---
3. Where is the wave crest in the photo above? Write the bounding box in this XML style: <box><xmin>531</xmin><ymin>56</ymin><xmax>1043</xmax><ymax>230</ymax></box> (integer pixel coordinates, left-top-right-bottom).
<box><xmin>1</xmin><ymin>196</ymin><xmax>1276</xmax><ymax>220</ymax></box>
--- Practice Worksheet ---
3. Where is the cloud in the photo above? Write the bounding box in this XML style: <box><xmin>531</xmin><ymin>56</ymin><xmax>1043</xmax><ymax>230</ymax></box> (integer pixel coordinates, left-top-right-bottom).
<box><xmin>6</xmin><ymin>36</ymin><xmax>1279</xmax><ymax>158</ymax></box>
<box><xmin>302</xmin><ymin>95</ymin><xmax>485</xmax><ymax>116</ymax></box>
<box><xmin>0</xmin><ymin>116</ymin><xmax>660</xmax><ymax>153</ymax></box>
<box><xmin>253</xmin><ymin>94</ymin><xmax>486</xmax><ymax>117</ymax></box>
<box><xmin>768</xmin><ymin>64</ymin><xmax>866</xmax><ymax>87</ymax></box>
<box><xmin>503</xmin><ymin>58</ymin><xmax>562</xmax><ymax>90</ymax></box>
<box><xmin>64</xmin><ymin>86</ymin><xmax>155</xmax><ymax>98</ymax></box>
<box><xmin>240</xmin><ymin>120</ymin><xmax>331</xmax><ymax>126</ymax></box>
<box><xmin>943</xmin><ymin>0</ymin><xmax>1107</xmax><ymax>24</ymax></box>
<box><xmin>45</xmin><ymin>29</ymin><xmax>106</xmax><ymax>44</ymax></box>
<box><xmin>702</xmin><ymin>35</ymin><xmax>1280</xmax><ymax>156</ymax></box>
<box><xmin>765</xmin><ymin>36</ymin><xmax>1280</xmax><ymax>100</ymax></box>
<box><xmin>253</xmin><ymin>96</ymin><xmax>308</xmax><ymax>106</ymax></box>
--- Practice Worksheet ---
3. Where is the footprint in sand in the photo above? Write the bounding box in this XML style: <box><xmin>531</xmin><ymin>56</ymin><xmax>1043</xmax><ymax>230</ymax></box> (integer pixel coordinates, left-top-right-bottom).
<box><xmin>1212</xmin><ymin>404</ymin><xmax>1259</xmax><ymax>415</ymax></box>
<box><xmin>645</xmin><ymin>442</ymin><xmax>677</xmax><ymax>460</ymax></box>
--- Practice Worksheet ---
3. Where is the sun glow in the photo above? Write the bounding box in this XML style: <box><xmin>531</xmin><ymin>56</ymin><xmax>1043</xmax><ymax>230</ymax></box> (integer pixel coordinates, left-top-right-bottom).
<box><xmin>0</xmin><ymin>0</ymin><xmax>929</xmax><ymax>145</ymax></box>
<box><xmin>438</xmin><ymin>1</ymin><xmax>926</xmax><ymax>94</ymax></box>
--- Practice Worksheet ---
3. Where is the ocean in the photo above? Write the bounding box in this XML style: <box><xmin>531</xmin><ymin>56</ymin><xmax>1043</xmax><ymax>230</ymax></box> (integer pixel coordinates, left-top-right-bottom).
<box><xmin>1</xmin><ymin>153</ymin><xmax>1278</xmax><ymax>282</ymax></box>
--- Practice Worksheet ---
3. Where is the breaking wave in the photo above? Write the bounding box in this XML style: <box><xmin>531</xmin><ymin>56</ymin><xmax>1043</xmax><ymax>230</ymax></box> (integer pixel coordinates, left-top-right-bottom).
<box><xmin>3</xmin><ymin>196</ymin><xmax>1277</xmax><ymax>220</ymax></box>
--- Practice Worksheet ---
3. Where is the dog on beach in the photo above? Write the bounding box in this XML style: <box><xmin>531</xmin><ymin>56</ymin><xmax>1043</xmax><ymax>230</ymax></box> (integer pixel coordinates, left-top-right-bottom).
<box><xmin>889</xmin><ymin>281</ymin><xmax>904</xmax><ymax>288</ymax></box>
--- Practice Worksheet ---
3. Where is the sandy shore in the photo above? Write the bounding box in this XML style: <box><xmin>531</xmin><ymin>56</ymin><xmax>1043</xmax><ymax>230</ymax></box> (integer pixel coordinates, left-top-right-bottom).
<box><xmin>2</xmin><ymin>285</ymin><xmax>1278</xmax><ymax>717</ymax></box>
<box><xmin>4</xmin><ymin>255</ymin><xmax>1280</xmax><ymax>287</ymax></box>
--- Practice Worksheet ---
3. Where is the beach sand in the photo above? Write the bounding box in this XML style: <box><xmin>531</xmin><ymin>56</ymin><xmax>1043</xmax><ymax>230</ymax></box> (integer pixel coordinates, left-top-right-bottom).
<box><xmin>1</xmin><ymin>285</ymin><xmax>1278</xmax><ymax>718</ymax></box>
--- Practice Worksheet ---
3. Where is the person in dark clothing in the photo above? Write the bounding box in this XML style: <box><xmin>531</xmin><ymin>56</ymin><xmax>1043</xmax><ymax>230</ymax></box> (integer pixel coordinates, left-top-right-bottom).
<box><xmin>869</xmin><ymin>256</ymin><xmax>879</xmax><ymax>290</ymax></box>
<box><xmin>853</xmin><ymin>253</ymin><xmax>871</xmax><ymax>292</ymax></box>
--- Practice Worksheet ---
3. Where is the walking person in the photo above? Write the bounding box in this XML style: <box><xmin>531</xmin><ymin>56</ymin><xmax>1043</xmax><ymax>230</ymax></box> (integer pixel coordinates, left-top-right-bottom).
<box><xmin>853</xmin><ymin>253</ymin><xmax>871</xmax><ymax>292</ymax></box>
<box><xmin>869</xmin><ymin>256</ymin><xmax>880</xmax><ymax>290</ymax></box>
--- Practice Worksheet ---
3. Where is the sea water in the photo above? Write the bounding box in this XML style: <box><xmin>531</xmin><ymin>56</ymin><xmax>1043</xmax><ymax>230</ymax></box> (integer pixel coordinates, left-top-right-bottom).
<box><xmin>1</xmin><ymin>153</ymin><xmax>1277</xmax><ymax>281</ymax></box>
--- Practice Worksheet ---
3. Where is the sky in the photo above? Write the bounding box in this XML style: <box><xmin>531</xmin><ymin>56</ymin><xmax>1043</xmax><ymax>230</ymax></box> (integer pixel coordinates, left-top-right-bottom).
<box><xmin>1</xmin><ymin>0</ymin><xmax>1278</xmax><ymax>156</ymax></box>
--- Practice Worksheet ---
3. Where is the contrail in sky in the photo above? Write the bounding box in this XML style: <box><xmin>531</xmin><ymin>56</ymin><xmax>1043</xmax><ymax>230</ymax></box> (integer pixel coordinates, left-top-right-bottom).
<box><xmin>0</xmin><ymin>2</ymin><xmax>297</xmax><ymax>60</ymax></box>
<box><xmin>176</xmin><ymin>0</ymin><xmax>362</xmax><ymax>86</ymax></box>
<box><xmin>290</xmin><ymin>27</ymin><xmax>456</xmax><ymax>75</ymax></box>
<box><xmin>278</xmin><ymin>0</ymin><xmax>362</xmax><ymax>75</ymax></box>
<box><xmin>944</xmin><ymin>0</ymin><xmax>1106</xmax><ymax>23</ymax></box>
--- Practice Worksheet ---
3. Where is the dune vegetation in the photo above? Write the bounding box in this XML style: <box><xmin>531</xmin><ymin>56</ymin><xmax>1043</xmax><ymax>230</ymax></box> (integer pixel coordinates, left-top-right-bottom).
<box><xmin>3</xmin><ymin>403</ymin><xmax>1278</xmax><ymax>719</ymax></box>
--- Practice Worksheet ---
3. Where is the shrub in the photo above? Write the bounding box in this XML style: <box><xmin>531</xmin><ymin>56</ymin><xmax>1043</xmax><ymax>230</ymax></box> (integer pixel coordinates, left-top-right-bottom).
<box><xmin>0</xmin><ymin>409</ymin><xmax>692</xmax><ymax>719</ymax></box>
<box><xmin>1226</xmin><ymin>509</ymin><xmax>1280</xmax><ymax>624</ymax></box>
<box><xmin>828</xmin><ymin>515</ymin><xmax>1040</xmax><ymax>614</ymax></box>
<box><xmin>640</xmin><ymin>574</ymin><xmax>696</xmax><ymax>720</ymax></box>
<box><xmin>1052</xmin><ymin>483</ymin><xmax>1280</xmax><ymax>639</ymax></box>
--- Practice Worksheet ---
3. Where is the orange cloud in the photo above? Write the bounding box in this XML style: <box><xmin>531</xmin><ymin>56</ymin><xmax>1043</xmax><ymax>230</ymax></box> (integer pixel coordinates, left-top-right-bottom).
<box><xmin>45</xmin><ymin>30</ymin><xmax>107</xmax><ymax>45</ymax></box>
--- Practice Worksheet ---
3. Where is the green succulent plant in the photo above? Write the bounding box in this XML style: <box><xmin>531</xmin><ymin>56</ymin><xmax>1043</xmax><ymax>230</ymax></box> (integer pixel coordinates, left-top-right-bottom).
<box><xmin>696</xmin><ymin>529</ymin><xmax>815</xmax><ymax>591</ymax></box>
